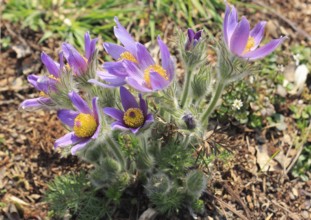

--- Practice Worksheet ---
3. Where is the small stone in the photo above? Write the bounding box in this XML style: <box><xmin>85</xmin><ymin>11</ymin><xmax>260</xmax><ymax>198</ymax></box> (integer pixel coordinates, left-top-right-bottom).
<box><xmin>301</xmin><ymin>210</ymin><xmax>309</xmax><ymax>219</ymax></box>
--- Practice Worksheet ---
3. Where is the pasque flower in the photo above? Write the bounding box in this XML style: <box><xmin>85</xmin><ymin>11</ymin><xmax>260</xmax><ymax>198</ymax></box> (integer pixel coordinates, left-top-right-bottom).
<box><xmin>104</xmin><ymin>87</ymin><xmax>153</xmax><ymax>134</ymax></box>
<box><xmin>223</xmin><ymin>3</ymin><xmax>286</xmax><ymax>60</ymax></box>
<box><xmin>185</xmin><ymin>28</ymin><xmax>202</xmax><ymax>51</ymax></box>
<box><xmin>54</xmin><ymin>92</ymin><xmax>101</xmax><ymax>155</ymax></box>
<box><xmin>62</xmin><ymin>32</ymin><xmax>98</xmax><ymax>76</ymax></box>
<box><xmin>123</xmin><ymin>36</ymin><xmax>175</xmax><ymax>92</ymax></box>
<box><xmin>90</xmin><ymin>17</ymin><xmax>175</xmax><ymax>92</ymax></box>
<box><xmin>89</xmin><ymin>17</ymin><xmax>138</xmax><ymax>88</ymax></box>
<box><xmin>20</xmin><ymin>52</ymin><xmax>64</xmax><ymax>110</ymax></box>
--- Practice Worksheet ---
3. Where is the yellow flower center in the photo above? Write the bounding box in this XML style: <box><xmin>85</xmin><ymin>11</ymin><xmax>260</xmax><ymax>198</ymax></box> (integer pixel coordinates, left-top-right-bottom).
<box><xmin>119</xmin><ymin>51</ymin><xmax>138</xmax><ymax>63</ymax></box>
<box><xmin>243</xmin><ymin>36</ymin><xmax>255</xmax><ymax>53</ymax></box>
<box><xmin>144</xmin><ymin>64</ymin><xmax>168</xmax><ymax>88</ymax></box>
<box><xmin>39</xmin><ymin>91</ymin><xmax>47</xmax><ymax>97</ymax></box>
<box><xmin>123</xmin><ymin>108</ymin><xmax>144</xmax><ymax>128</ymax></box>
<box><xmin>73</xmin><ymin>113</ymin><xmax>97</xmax><ymax>138</ymax></box>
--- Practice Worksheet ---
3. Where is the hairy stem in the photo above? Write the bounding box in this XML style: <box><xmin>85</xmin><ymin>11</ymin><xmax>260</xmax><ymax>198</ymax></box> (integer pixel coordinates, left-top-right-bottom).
<box><xmin>180</xmin><ymin>66</ymin><xmax>194</xmax><ymax>108</ymax></box>
<box><xmin>106</xmin><ymin>136</ymin><xmax>126</xmax><ymax>170</ymax></box>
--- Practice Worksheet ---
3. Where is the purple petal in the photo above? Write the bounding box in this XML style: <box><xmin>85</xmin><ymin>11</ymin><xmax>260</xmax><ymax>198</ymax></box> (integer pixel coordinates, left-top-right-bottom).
<box><xmin>84</xmin><ymin>32</ymin><xmax>98</xmax><ymax>61</ymax></box>
<box><xmin>19</xmin><ymin>97</ymin><xmax>52</xmax><ymax>110</ymax></box>
<box><xmin>36</xmin><ymin>76</ymin><xmax>58</xmax><ymax>93</ymax></box>
<box><xmin>103</xmin><ymin>61</ymin><xmax>128</xmax><ymax>77</ymax></box>
<box><xmin>91</xmin><ymin>123</ymin><xmax>100</xmax><ymax>140</ymax></box>
<box><xmin>104</xmin><ymin>107</ymin><xmax>124</xmax><ymax>121</ymax></box>
<box><xmin>114</xmin><ymin>17</ymin><xmax>136</xmax><ymax>55</ymax></box>
<box><xmin>136</xmin><ymin>43</ymin><xmax>155</xmax><ymax>70</ymax></box>
<box><xmin>103</xmin><ymin>42</ymin><xmax>126</xmax><ymax>60</ymax></box>
<box><xmin>243</xmin><ymin>37</ymin><xmax>287</xmax><ymax>60</ymax></box>
<box><xmin>223</xmin><ymin>4</ymin><xmax>231</xmax><ymax>45</ymax></box>
<box><xmin>250</xmin><ymin>21</ymin><xmax>267</xmax><ymax>49</ymax></box>
<box><xmin>68</xmin><ymin>91</ymin><xmax>92</xmax><ymax>114</ymax></box>
<box><xmin>92</xmin><ymin>97</ymin><xmax>100</xmax><ymax>123</ymax></box>
<box><xmin>111</xmin><ymin>121</ymin><xmax>129</xmax><ymax>131</ymax></box>
<box><xmin>194</xmin><ymin>30</ymin><xmax>202</xmax><ymax>40</ymax></box>
<box><xmin>71</xmin><ymin>138</ymin><xmax>92</xmax><ymax>155</ymax></box>
<box><xmin>27</xmin><ymin>75</ymin><xmax>40</xmax><ymax>90</ymax></box>
<box><xmin>62</xmin><ymin>43</ymin><xmax>87</xmax><ymax>76</ymax></box>
<box><xmin>230</xmin><ymin>16</ymin><xmax>250</xmax><ymax>56</ymax></box>
<box><xmin>123</xmin><ymin>60</ymin><xmax>144</xmax><ymax>80</ymax></box>
<box><xmin>129</xmin><ymin>127</ymin><xmax>140</xmax><ymax>134</ymax></box>
<box><xmin>57</xmin><ymin>109</ymin><xmax>78</xmax><ymax>128</ymax></box>
<box><xmin>227</xmin><ymin>4</ymin><xmax>239</xmax><ymax>44</ymax></box>
<box><xmin>120</xmin><ymin>86</ymin><xmax>139</xmax><ymax>110</ymax></box>
<box><xmin>126</xmin><ymin>78</ymin><xmax>152</xmax><ymax>93</ymax></box>
<box><xmin>54</xmin><ymin>132</ymin><xmax>81</xmax><ymax>148</ymax></box>
<box><xmin>139</xmin><ymin>94</ymin><xmax>147</xmax><ymax>116</ymax></box>
<box><xmin>41</xmin><ymin>52</ymin><xmax>60</xmax><ymax>78</ymax></box>
<box><xmin>88</xmin><ymin>78</ymin><xmax>125</xmax><ymax>88</ymax></box>
<box><xmin>59</xmin><ymin>51</ymin><xmax>65</xmax><ymax>72</ymax></box>
<box><xmin>145</xmin><ymin>114</ymin><xmax>154</xmax><ymax>124</ymax></box>
<box><xmin>158</xmin><ymin>36</ymin><xmax>174</xmax><ymax>81</ymax></box>
<box><xmin>150</xmin><ymin>71</ymin><xmax>169</xmax><ymax>91</ymax></box>
<box><xmin>187</xmin><ymin>29</ymin><xmax>195</xmax><ymax>41</ymax></box>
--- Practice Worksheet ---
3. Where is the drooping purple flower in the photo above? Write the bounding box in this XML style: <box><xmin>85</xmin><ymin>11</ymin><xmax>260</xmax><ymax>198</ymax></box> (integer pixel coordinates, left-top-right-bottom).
<box><xmin>20</xmin><ymin>52</ymin><xmax>64</xmax><ymax>110</ymax></box>
<box><xmin>185</xmin><ymin>29</ymin><xmax>202</xmax><ymax>51</ymax></box>
<box><xmin>123</xmin><ymin>36</ymin><xmax>175</xmax><ymax>92</ymax></box>
<box><xmin>104</xmin><ymin>87</ymin><xmax>153</xmax><ymax>134</ymax></box>
<box><xmin>62</xmin><ymin>32</ymin><xmax>98</xmax><ymax>76</ymax></box>
<box><xmin>223</xmin><ymin>3</ymin><xmax>286</xmax><ymax>60</ymax></box>
<box><xmin>55</xmin><ymin>92</ymin><xmax>101</xmax><ymax>155</ymax></box>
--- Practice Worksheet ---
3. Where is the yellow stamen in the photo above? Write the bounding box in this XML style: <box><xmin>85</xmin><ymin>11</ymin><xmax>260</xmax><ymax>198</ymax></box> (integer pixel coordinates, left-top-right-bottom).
<box><xmin>144</xmin><ymin>64</ymin><xmax>168</xmax><ymax>88</ymax></box>
<box><xmin>243</xmin><ymin>36</ymin><xmax>255</xmax><ymax>53</ymax></box>
<box><xmin>123</xmin><ymin>108</ymin><xmax>144</xmax><ymax>128</ymax></box>
<box><xmin>73</xmin><ymin>113</ymin><xmax>97</xmax><ymax>138</ymax></box>
<box><xmin>119</xmin><ymin>51</ymin><xmax>138</xmax><ymax>63</ymax></box>
<box><xmin>39</xmin><ymin>91</ymin><xmax>47</xmax><ymax>97</ymax></box>
<box><xmin>48</xmin><ymin>74</ymin><xmax>59</xmax><ymax>81</ymax></box>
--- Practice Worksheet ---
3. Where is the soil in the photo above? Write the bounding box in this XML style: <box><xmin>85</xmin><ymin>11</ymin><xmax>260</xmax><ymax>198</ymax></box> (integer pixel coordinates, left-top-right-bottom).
<box><xmin>0</xmin><ymin>0</ymin><xmax>310</xmax><ymax>219</ymax></box>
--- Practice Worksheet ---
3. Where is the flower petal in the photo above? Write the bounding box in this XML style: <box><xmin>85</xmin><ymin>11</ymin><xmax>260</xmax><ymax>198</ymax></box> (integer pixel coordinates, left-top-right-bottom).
<box><xmin>129</xmin><ymin>127</ymin><xmax>141</xmax><ymax>134</ymax></box>
<box><xmin>19</xmin><ymin>97</ymin><xmax>52</xmax><ymax>110</ymax></box>
<box><xmin>88</xmin><ymin>78</ymin><xmax>125</xmax><ymax>88</ymax></box>
<box><xmin>126</xmin><ymin>77</ymin><xmax>152</xmax><ymax>92</ymax></box>
<box><xmin>57</xmin><ymin>109</ymin><xmax>78</xmax><ymax>128</ymax></box>
<box><xmin>136</xmin><ymin>43</ymin><xmax>155</xmax><ymax>70</ymax></box>
<box><xmin>114</xmin><ymin>17</ymin><xmax>136</xmax><ymax>55</ymax></box>
<box><xmin>194</xmin><ymin>30</ymin><xmax>202</xmax><ymax>40</ymax></box>
<box><xmin>92</xmin><ymin>97</ymin><xmax>100</xmax><ymax>123</ymax></box>
<box><xmin>139</xmin><ymin>94</ymin><xmax>147</xmax><ymax>116</ymax></box>
<box><xmin>27</xmin><ymin>75</ymin><xmax>40</xmax><ymax>90</ymax></box>
<box><xmin>250</xmin><ymin>21</ymin><xmax>267</xmax><ymax>50</ymax></box>
<box><xmin>230</xmin><ymin>16</ymin><xmax>250</xmax><ymax>56</ymax></box>
<box><xmin>68</xmin><ymin>91</ymin><xmax>92</xmax><ymax>114</ymax></box>
<box><xmin>62</xmin><ymin>43</ymin><xmax>87</xmax><ymax>76</ymax></box>
<box><xmin>103</xmin><ymin>42</ymin><xmax>126</xmax><ymax>60</ymax></box>
<box><xmin>243</xmin><ymin>37</ymin><xmax>286</xmax><ymax>60</ymax></box>
<box><xmin>36</xmin><ymin>76</ymin><xmax>57</xmax><ymax>93</ymax></box>
<box><xmin>84</xmin><ymin>32</ymin><xmax>98</xmax><ymax>60</ymax></box>
<box><xmin>41</xmin><ymin>52</ymin><xmax>60</xmax><ymax>78</ymax></box>
<box><xmin>54</xmin><ymin>132</ymin><xmax>81</xmax><ymax>148</ymax></box>
<box><xmin>150</xmin><ymin>71</ymin><xmax>169</xmax><ymax>91</ymax></box>
<box><xmin>71</xmin><ymin>138</ymin><xmax>92</xmax><ymax>155</ymax></box>
<box><xmin>103</xmin><ymin>61</ymin><xmax>127</xmax><ymax>77</ymax></box>
<box><xmin>111</xmin><ymin>121</ymin><xmax>129</xmax><ymax>131</ymax></box>
<box><xmin>120</xmin><ymin>86</ymin><xmax>139</xmax><ymax>110</ymax></box>
<box><xmin>223</xmin><ymin>4</ymin><xmax>231</xmax><ymax>45</ymax></box>
<box><xmin>104</xmin><ymin>107</ymin><xmax>124</xmax><ymax>121</ymax></box>
<box><xmin>158</xmin><ymin>36</ymin><xmax>175</xmax><ymax>81</ymax></box>
<box><xmin>227</xmin><ymin>4</ymin><xmax>239</xmax><ymax>44</ymax></box>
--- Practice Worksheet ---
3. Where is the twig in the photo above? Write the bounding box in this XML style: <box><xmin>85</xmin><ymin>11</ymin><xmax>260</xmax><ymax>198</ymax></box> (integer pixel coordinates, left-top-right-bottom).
<box><xmin>271</xmin><ymin>200</ymin><xmax>300</xmax><ymax>220</ymax></box>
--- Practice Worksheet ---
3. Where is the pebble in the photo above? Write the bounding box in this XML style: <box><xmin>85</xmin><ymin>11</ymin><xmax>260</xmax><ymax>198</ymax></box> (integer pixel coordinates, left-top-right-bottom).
<box><xmin>301</xmin><ymin>210</ymin><xmax>309</xmax><ymax>219</ymax></box>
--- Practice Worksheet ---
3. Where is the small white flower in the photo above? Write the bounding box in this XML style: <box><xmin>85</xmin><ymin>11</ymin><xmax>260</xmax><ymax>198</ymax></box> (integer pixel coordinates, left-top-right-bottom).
<box><xmin>277</xmin><ymin>64</ymin><xmax>284</xmax><ymax>72</ymax></box>
<box><xmin>293</xmin><ymin>54</ymin><xmax>301</xmax><ymax>66</ymax></box>
<box><xmin>232</xmin><ymin>99</ymin><xmax>243</xmax><ymax>110</ymax></box>
<box><xmin>64</xmin><ymin>18</ymin><xmax>72</xmax><ymax>27</ymax></box>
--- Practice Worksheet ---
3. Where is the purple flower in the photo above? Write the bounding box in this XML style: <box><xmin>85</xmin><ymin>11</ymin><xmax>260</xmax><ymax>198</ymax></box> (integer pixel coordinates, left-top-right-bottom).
<box><xmin>104</xmin><ymin>87</ymin><xmax>153</xmax><ymax>134</ymax></box>
<box><xmin>62</xmin><ymin>32</ymin><xmax>98</xmax><ymax>76</ymax></box>
<box><xmin>20</xmin><ymin>52</ymin><xmax>64</xmax><ymax>110</ymax></box>
<box><xmin>185</xmin><ymin>29</ymin><xmax>202</xmax><ymax>51</ymax></box>
<box><xmin>55</xmin><ymin>92</ymin><xmax>101</xmax><ymax>155</ymax></box>
<box><xmin>89</xmin><ymin>17</ymin><xmax>138</xmax><ymax>88</ymax></box>
<box><xmin>223</xmin><ymin>3</ymin><xmax>286</xmax><ymax>60</ymax></box>
<box><xmin>123</xmin><ymin>36</ymin><xmax>175</xmax><ymax>92</ymax></box>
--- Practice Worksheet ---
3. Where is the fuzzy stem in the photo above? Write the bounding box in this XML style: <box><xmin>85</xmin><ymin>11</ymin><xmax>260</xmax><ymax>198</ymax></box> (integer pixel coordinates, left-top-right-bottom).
<box><xmin>106</xmin><ymin>136</ymin><xmax>126</xmax><ymax>169</ymax></box>
<box><xmin>201</xmin><ymin>80</ymin><xmax>226</xmax><ymax>125</ymax></box>
<box><xmin>180</xmin><ymin>66</ymin><xmax>193</xmax><ymax>108</ymax></box>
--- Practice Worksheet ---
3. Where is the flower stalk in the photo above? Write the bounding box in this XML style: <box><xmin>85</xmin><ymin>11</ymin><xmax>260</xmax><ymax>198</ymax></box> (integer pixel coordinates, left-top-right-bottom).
<box><xmin>106</xmin><ymin>136</ymin><xmax>126</xmax><ymax>170</ymax></box>
<box><xmin>180</xmin><ymin>66</ymin><xmax>194</xmax><ymax>108</ymax></box>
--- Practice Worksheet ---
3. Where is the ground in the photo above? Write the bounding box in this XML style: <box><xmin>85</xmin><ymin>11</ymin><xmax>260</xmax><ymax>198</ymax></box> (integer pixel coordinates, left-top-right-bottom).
<box><xmin>0</xmin><ymin>0</ymin><xmax>310</xmax><ymax>219</ymax></box>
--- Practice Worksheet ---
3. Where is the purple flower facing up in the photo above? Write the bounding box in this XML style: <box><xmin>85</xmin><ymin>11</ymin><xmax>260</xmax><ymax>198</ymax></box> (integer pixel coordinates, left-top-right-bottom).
<box><xmin>185</xmin><ymin>29</ymin><xmax>202</xmax><ymax>51</ymax></box>
<box><xmin>90</xmin><ymin>17</ymin><xmax>139</xmax><ymax>88</ymax></box>
<box><xmin>20</xmin><ymin>52</ymin><xmax>64</xmax><ymax>110</ymax></box>
<box><xmin>62</xmin><ymin>32</ymin><xmax>98</xmax><ymax>76</ymax></box>
<box><xmin>223</xmin><ymin>3</ymin><xmax>286</xmax><ymax>60</ymax></box>
<box><xmin>123</xmin><ymin>36</ymin><xmax>175</xmax><ymax>92</ymax></box>
<box><xmin>55</xmin><ymin>92</ymin><xmax>101</xmax><ymax>155</ymax></box>
<box><xmin>104</xmin><ymin>87</ymin><xmax>154</xmax><ymax>134</ymax></box>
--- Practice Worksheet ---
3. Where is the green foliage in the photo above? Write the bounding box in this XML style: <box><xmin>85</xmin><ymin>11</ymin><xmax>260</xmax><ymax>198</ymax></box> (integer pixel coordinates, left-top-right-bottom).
<box><xmin>292</xmin><ymin>145</ymin><xmax>311</xmax><ymax>181</ymax></box>
<box><xmin>45</xmin><ymin>172</ymin><xmax>112</xmax><ymax>219</ymax></box>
